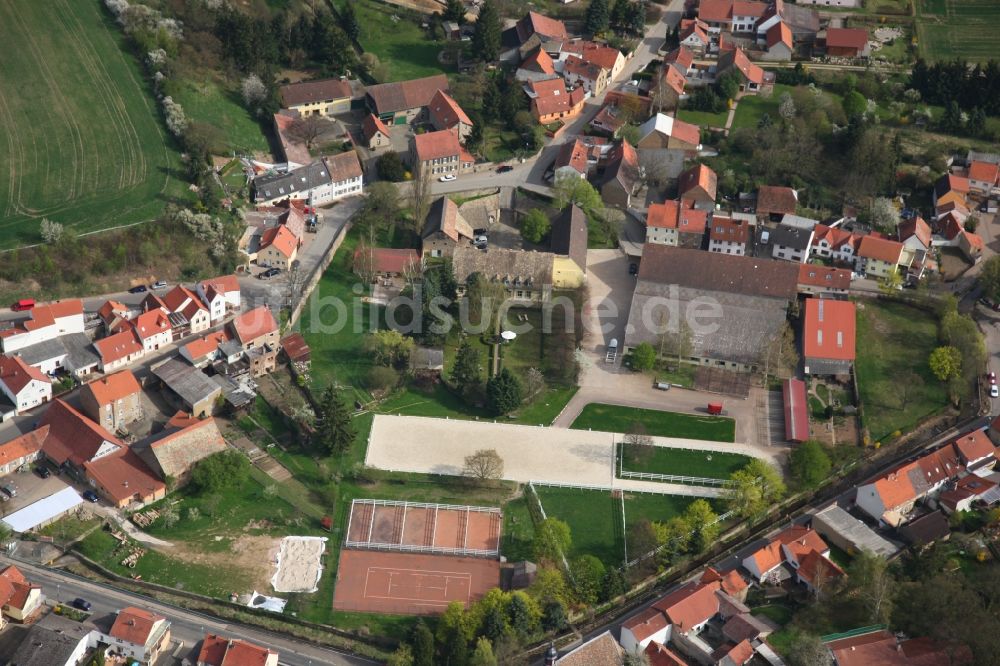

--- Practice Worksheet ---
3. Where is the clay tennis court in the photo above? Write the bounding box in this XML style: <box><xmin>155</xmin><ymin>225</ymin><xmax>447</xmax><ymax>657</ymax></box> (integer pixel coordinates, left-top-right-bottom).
<box><xmin>345</xmin><ymin>499</ymin><xmax>501</xmax><ymax>556</ymax></box>
<box><xmin>333</xmin><ymin>550</ymin><xmax>501</xmax><ymax>614</ymax></box>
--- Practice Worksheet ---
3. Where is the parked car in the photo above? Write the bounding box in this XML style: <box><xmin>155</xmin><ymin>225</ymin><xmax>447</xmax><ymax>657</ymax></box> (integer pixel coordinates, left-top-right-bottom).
<box><xmin>10</xmin><ymin>299</ymin><xmax>35</xmax><ymax>312</ymax></box>
<box><xmin>1</xmin><ymin>484</ymin><xmax>16</xmax><ymax>498</ymax></box>
<box><xmin>989</xmin><ymin>372</ymin><xmax>996</xmax><ymax>385</ymax></box>
<box><xmin>128</xmin><ymin>285</ymin><xmax>147</xmax><ymax>294</ymax></box>
<box><xmin>496</xmin><ymin>165</ymin><xmax>514</xmax><ymax>173</ymax></box>
<box><xmin>259</xmin><ymin>267</ymin><xmax>281</xmax><ymax>280</ymax></box>
<box><xmin>151</xmin><ymin>280</ymin><xmax>167</xmax><ymax>290</ymax></box>
<box><xmin>71</xmin><ymin>598</ymin><xmax>92</xmax><ymax>611</ymax></box>
<box><xmin>438</xmin><ymin>174</ymin><xmax>457</xmax><ymax>182</ymax></box>
<box><xmin>82</xmin><ymin>490</ymin><xmax>99</xmax><ymax>503</ymax></box>
<box><xmin>35</xmin><ymin>465</ymin><xmax>51</xmax><ymax>479</ymax></box>
<box><xmin>992</xmin><ymin>385</ymin><xmax>999</xmax><ymax>399</ymax></box>
<box><xmin>654</xmin><ymin>381</ymin><xmax>671</xmax><ymax>391</ymax></box>
<box><xmin>473</xmin><ymin>228</ymin><xmax>488</xmax><ymax>237</ymax></box>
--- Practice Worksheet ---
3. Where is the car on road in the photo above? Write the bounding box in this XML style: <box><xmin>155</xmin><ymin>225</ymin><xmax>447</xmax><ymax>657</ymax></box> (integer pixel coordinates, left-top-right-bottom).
<box><xmin>629</xmin><ymin>263</ymin><xmax>639</xmax><ymax>276</ymax></box>
<box><xmin>989</xmin><ymin>372</ymin><xmax>996</xmax><ymax>385</ymax></box>
<box><xmin>128</xmin><ymin>285</ymin><xmax>147</xmax><ymax>294</ymax></box>
<box><xmin>151</xmin><ymin>280</ymin><xmax>167</xmax><ymax>290</ymax></box>
<box><xmin>496</xmin><ymin>165</ymin><xmax>514</xmax><ymax>173</ymax></box>
<box><xmin>82</xmin><ymin>490</ymin><xmax>99</xmax><ymax>503</ymax></box>
<box><xmin>992</xmin><ymin>385</ymin><xmax>999</xmax><ymax>399</ymax></box>
<box><xmin>11</xmin><ymin>299</ymin><xmax>35</xmax><ymax>312</ymax></box>
<box><xmin>35</xmin><ymin>465</ymin><xmax>51</xmax><ymax>479</ymax></box>
<box><xmin>71</xmin><ymin>598</ymin><xmax>92</xmax><ymax>611</ymax></box>
<box><xmin>258</xmin><ymin>268</ymin><xmax>281</xmax><ymax>280</ymax></box>
<box><xmin>438</xmin><ymin>174</ymin><xmax>457</xmax><ymax>182</ymax></box>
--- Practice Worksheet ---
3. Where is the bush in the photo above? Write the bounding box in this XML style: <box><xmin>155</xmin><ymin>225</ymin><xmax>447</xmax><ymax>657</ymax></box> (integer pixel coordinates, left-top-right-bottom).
<box><xmin>365</xmin><ymin>366</ymin><xmax>399</xmax><ymax>391</ymax></box>
<box><xmin>377</xmin><ymin>151</ymin><xmax>406</xmax><ymax>182</ymax></box>
<box><xmin>631</xmin><ymin>342</ymin><xmax>656</xmax><ymax>371</ymax></box>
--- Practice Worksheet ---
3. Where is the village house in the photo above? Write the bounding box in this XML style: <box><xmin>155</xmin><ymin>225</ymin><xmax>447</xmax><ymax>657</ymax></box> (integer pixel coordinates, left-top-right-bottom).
<box><xmin>410</xmin><ymin>129</ymin><xmax>474</xmax><ymax>177</ymax></box>
<box><xmin>198</xmin><ymin>633</ymin><xmax>280</xmax><ymax>666</ymax></box>
<box><xmin>810</xmin><ymin>224</ymin><xmax>860</xmax><ymax>265</ymax></box>
<box><xmin>196</xmin><ymin>275</ymin><xmax>241</xmax><ymax>322</ymax></box>
<box><xmin>897</xmin><ymin>216</ymin><xmax>934</xmax><ymax>279</ymax></box>
<box><xmin>354</xmin><ymin>247</ymin><xmax>421</xmax><ymax>280</ymax></box>
<box><xmin>797</xmin><ymin>264</ymin><xmax>852</xmax><ymax>297</ymax></box>
<box><xmin>934</xmin><ymin>213</ymin><xmax>985</xmax><ymax>264</ymax></box>
<box><xmin>802</xmin><ymin>298</ymin><xmax>856</xmax><ymax>376</ymax></box>
<box><xmin>756</xmin><ymin>185</ymin><xmax>798</xmax><ymax>220</ymax></box>
<box><xmin>0</xmin><ymin>565</ymin><xmax>44</xmax><ymax>626</ymax></box>
<box><xmin>230</xmin><ymin>305</ymin><xmax>279</xmax><ymax>355</ymax></box>
<box><xmin>554</xmin><ymin>138</ymin><xmax>591</xmax><ymax>180</ymax></box>
<box><xmin>361</xmin><ymin>113</ymin><xmax>392</xmax><ymax>151</ymax></box>
<box><xmin>679</xmin><ymin>18</ymin><xmax>711</xmax><ymax>53</ymax></box>
<box><xmin>625</xmin><ymin>246</ymin><xmax>799</xmax><ymax>371</ymax></box>
<box><xmin>770</xmin><ymin>223</ymin><xmax>815</xmax><ymax>263</ymax></box>
<box><xmin>823</xmin><ymin>27</ymin><xmax>870</xmax><ymax>58</ymax></box>
<box><xmin>742</xmin><ymin>524</ymin><xmax>843</xmax><ymax>594</ymax></box>
<box><xmin>151</xmin><ymin>358</ymin><xmax>222</xmax><ymax>417</ymax></box>
<box><xmin>135</xmin><ymin>412</ymin><xmax>227</xmax><ymax>485</ymax></box>
<box><xmin>132</xmin><ymin>309</ymin><xmax>172</xmax><ymax>353</ymax></box>
<box><xmin>561</xmin><ymin>55</ymin><xmax>609</xmax><ymax>95</ymax></box>
<box><xmin>678</xmin><ymin>163</ymin><xmax>718</xmax><ymax>209</ymax></box>
<box><xmin>761</xmin><ymin>21</ymin><xmax>793</xmax><ymax>61</ymax></box>
<box><xmin>515</xmin><ymin>47</ymin><xmax>558</xmax><ymax>83</ymax></box>
<box><xmin>422</xmin><ymin>197</ymin><xmax>475</xmax><ymax>258</ymax></box>
<box><xmin>717</xmin><ymin>48</ymin><xmax>773</xmax><ymax>95</ymax></box>
<box><xmin>646</xmin><ymin>200</ymin><xmax>709</xmax><ymax>248</ymax></box>
<box><xmin>79</xmin><ymin>371</ymin><xmax>143</xmax><ymax>433</ymax></box>
<box><xmin>101</xmin><ymin>607</ymin><xmax>172</xmax><ymax>665</ymax></box>
<box><xmin>258</xmin><ymin>223</ymin><xmax>298</xmax><ymax>269</ymax></box>
<box><xmin>502</xmin><ymin>11</ymin><xmax>569</xmax><ymax>57</ymax></box>
<box><xmin>0</xmin><ymin>429</ymin><xmax>46</xmax><ymax>476</ymax></box>
<box><xmin>0</xmin><ymin>355</ymin><xmax>51</xmax><ymax>415</ymax></box>
<box><xmin>94</xmin><ymin>329</ymin><xmax>145</xmax><ymax>374</ymax></box>
<box><xmin>98</xmin><ymin>300</ymin><xmax>131</xmax><ymax>336</ymax></box>
<box><xmin>708</xmin><ymin>216</ymin><xmax>750</xmax><ymax>255</ymax></box>
<box><xmin>365</xmin><ymin>74</ymin><xmax>450</xmax><ymax>125</ymax></box>
<box><xmin>968</xmin><ymin>159</ymin><xmax>1000</xmax><ymax>196</ymax></box>
<box><xmin>84</xmin><ymin>447</ymin><xmax>166</xmax><ymax>508</ymax></box>
<box><xmin>527</xmin><ymin>77</ymin><xmax>586</xmax><ymax>124</ymax></box>
<box><xmin>855</xmin><ymin>235</ymin><xmax>904</xmax><ymax>279</ymax></box>
<box><xmin>38</xmin><ymin>399</ymin><xmax>123</xmax><ymax>478</ymax></box>
<box><xmin>271</xmin><ymin>110</ymin><xmax>313</xmax><ymax>167</ymax></box>
<box><xmin>279</xmin><ymin>77</ymin><xmax>353</xmax><ymax>117</ymax></box>
<box><xmin>252</xmin><ymin>152</ymin><xmax>363</xmax><ymax>206</ymax></box>
<box><xmin>162</xmin><ymin>285</ymin><xmax>211</xmax><ymax>338</ymax></box>
<box><xmin>550</xmin><ymin>205</ymin><xmax>589</xmax><ymax>288</ymax></box>
<box><xmin>180</xmin><ymin>330</ymin><xmax>233</xmax><ymax>368</ymax></box>
<box><xmin>452</xmin><ymin>246</ymin><xmax>554</xmax><ymax>304</ymax></box>
<box><xmin>428</xmin><ymin>89</ymin><xmax>474</xmax><ymax>142</ymax></box>
<box><xmin>655</xmin><ymin>59</ymin><xmax>688</xmax><ymax>111</ymax></box>
<box><xmin>558</xmin><ymin>40</ymin><xmax>626</xmax><ymax>81</ymax></box>
<box><xmin>823</xmin><ymin>627</ymin><xmax>972</xmax><ymax>666</ymax></box>
<box><xmin>756</xmin><ymin>0</ymin><xmax>820</xmax><ymax>44</ymax></box>
<box><xmin>0</xmin><ymin>300</ymin><xmax>85</xmax><ymax>354</ymax></box>
<box><xmin>553</xmin><ymin>631</ymin><xmax>624</xmax><ymax>665</ymax></box>
<box><xmin>939</xmin><ymin>475</ymin><xmax>1000</xmax><ymax>514</ymax></box>
<box><xmin>635</xmin><ymin>113</ymin><xmax>701</xmax><ymax>154</ymax></box>
<box><xmin>599</xmin><ymin>140</ymin><xmax>640</xmax><ymax>208</ymax></box>
<box><xmin>932</xmin><ymin>173</ymin><xmax>970</xmax><ymax>221</ymax></box>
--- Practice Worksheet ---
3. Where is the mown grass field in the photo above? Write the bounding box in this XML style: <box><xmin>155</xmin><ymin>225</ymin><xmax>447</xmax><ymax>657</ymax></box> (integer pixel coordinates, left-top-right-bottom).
<box><xmin>571</xmin><ymin>403</ymin><xmax>736</xmax><ymax>442</ymax></box>
<box><xmin>618</xmin><ymin>442</ymin><xmax>751</xmax><ymax>479</ymax></box>
<box><xmin>0</xmin><ymin>0</ymin><xmax>185</xmax><ymax>248</ymax></box>
<box><xmin>916</xmin><ymin>0</ymin><xmax>1000</xmax><ymax>63</ymax></box>
<box><xmin>855</xmin><ymin>299</ymin><xmax>949</xmax><ymax>442</ymax></box>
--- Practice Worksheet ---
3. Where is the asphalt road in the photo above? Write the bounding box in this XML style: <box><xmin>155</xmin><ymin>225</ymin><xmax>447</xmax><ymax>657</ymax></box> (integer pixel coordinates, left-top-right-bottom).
<box><xmin>3</xmin><ymin>555</ymin><xmax>375</xmax><ymax>666</ymax></box>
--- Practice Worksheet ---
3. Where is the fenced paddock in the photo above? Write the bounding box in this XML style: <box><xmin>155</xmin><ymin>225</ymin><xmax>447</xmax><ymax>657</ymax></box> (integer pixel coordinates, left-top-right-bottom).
<box><xmin>345</xmin><ymin>499</ymin><xmax>502</xmax><ymax>558</ymax></box>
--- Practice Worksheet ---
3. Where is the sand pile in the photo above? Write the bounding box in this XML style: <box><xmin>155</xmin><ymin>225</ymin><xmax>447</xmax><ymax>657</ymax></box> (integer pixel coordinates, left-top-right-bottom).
<box><xmin>270</xmin><ymin>536</ymin><xmax>328</xmax><ymax>593</ymax></box>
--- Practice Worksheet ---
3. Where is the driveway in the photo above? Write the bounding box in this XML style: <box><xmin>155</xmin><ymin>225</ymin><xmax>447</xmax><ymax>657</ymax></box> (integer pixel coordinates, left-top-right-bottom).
<box><xmin>366</xmin><ymin>415</ymin><xmax>778</xmax><ymax>498</ymax></box>
<box><xmin>581</xmin><ymin>248</ymin><xmax>636</xmax><ymax>359</ymax></box>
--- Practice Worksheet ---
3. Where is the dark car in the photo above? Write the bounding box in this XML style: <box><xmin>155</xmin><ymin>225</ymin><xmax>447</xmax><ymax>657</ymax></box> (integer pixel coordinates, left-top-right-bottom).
<box><xmin>35</xmin><ymin>465</ymin><xmax>51</xmax><ymax>479</ymax></box>
<box><xmin>258</xmin><ymin>268</ymin><xmax>281</xmax><ymax>280</ymax></box>
<box><xmin>628</xmin><ymin>263</ymin><xmax>639</xmax><ymax>276</ymax></box>
<box><xmin>496</xmin><ymin>165</ymin><xmax>514</xmax><ymax>173</ymax></box>
<box><xmin>128</xmin><ymin>285</ymin><xmax>147</xmax><ymax>294</ymax></box>
<box><xmin>71</xmin><ymin>598</ymin><xmax>92</xmax><ymax>611</ymax></box>
<box><xmin>473</xmin><ymin>228</ymin><xmax>488</xmax><ymax>237</ymax></box>
<box><xmin>82</xmin><ymin>490</ymin><xmax>99</xmax><ymax>503</ymax></box>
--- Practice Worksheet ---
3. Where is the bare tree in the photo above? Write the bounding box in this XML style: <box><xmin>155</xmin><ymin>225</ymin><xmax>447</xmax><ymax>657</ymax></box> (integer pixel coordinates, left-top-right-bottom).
<box><xmin>624</xmin><ymin>422</ymin><xmax>655</xmax><ymax>465</ymax></box>
<box><xmin>353</xmin><ymin>238</ymin><xmax>378</xmax><ymax>284</ymax></box>
<box><xmin>524</xmin><ymin>367</ymin><xmax>546</xmax><ymax>402</ymax></box>
<box><xmin>401</xmin><ymin>254</ymin><xmax>422</xmax><ymax>288</ymax></box>
<box><xmin>463</xmin><ymin>449</ymin><xmax>504</xmax><ymax>483</ymax></box>
<box><xmin>287</xmin><ymin>115</ymin><xmax>334</xmax><ymax>150</ymax></box>
<box><xmin>898</xmin><ymin>370</ymin><xmax>924</xmax><ymax>411</ymax></box>
<box><xmin>760</xmin><ymin>322</ymin><xmax>798</xmax><ymax>381</ymax></box>
<box><xmin>410</xmin><ymin>163</ymin><xmax>433</xmax><ymax>233</ymax></box>
<box><xmin>650</xmin><ymin>65</ymin><xmax>676</xmax><ymax>114</ymax></box>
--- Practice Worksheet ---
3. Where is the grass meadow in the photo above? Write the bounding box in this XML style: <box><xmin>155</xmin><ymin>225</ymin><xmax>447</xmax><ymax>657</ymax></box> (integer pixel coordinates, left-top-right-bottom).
<box><xmin>0</xmin><ymin>0</ymin><xmax>185</xmax><ymax>248</ymax></box>
<box><xmin>571</xmin><ymin>403</ymin><xmax>736</xmax><ymax>442</ymax></box>
<box><xmin>916</xmin><ymin>0</ymin><xmax>1000</xmax><ymax>63</ymax></box>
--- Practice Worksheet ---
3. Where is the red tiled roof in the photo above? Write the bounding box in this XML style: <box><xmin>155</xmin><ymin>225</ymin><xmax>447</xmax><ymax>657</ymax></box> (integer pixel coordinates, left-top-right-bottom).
<box><xmin>46</xmin><ymin>299</ymin><xmax>84</xmax><ymax>319</ymax></box>
<box><xmin>133</xmin><ymin>309</ymin><xmax>171</xmax><ymax>341</ymax></box>
<box><xmin>0</xmin><ymin>355</ymin><xmax>50</xmax><ymax>394</ymax></box>
<box><xmin>556</xmin><ymin>139</ymin><xmax>589</xmax><ymax>175</ymax></box>
<box><xmin>952</xmin><ymin>429</ymin><xmax>995</xmax><ymax>464</ymax></box>
<box><xmin>230</xmin><ymin>306</ymin><xmax>278</xmax><ymax>345</ymax></box>
<box><xmin>517</xmin><ymin>11</ymin><xmax>568</xmax><ymax>41</ymax></box>
<box><xmin>733</xmin><ymin>0</ymin><xmax>768</xmax><ymax>16</ymax></box>
<box><xmin>162</xmin><ymin>285</ymin><xmax>199</xmax><ymax>314</ymax></box>
<box><xmin>98</xmin><ymin>300</ymin><xmax>128</xmax><ymax>322</ymax></box>
<box><xmin>280</xmin><ymin>333</ymin><xmax>310</xmax><ymax>363</ymax></box>
<box><xmin>783</xmin><ymin>378</ymin><xmax>809</xmax><ymax>442</ymax></box>
<box><xmin>898</xmin><ymin>216</ymin><xmax>932</xmax><ymax>247</ymax></box>
<box><xmin>355</xmin><ymin>248</ymin><xmax>420</xmax><ymax>274</ymax></box>
<box><xmin>678</xmin><ymin>163</ymin><xmax>718</xmax><ymax>202</ymax></box>
<box><xmin>0</xmin><ymin>428</ymin><xmax>47</xmax><ymax>470</ymax></box>
<box><xmin>869</xmin><ymin>462</ymin><xmax>920</xmax><ymax>512</ymax></box>
<box><xmin>85</xmin><ymin>448</ymin><xmax>165</xmax><ymax>504</ymax></box>
<box><xmin>663</xmin><ymin>64</ymin><xmax>687</xmax><ymax>95</ymax></box>
<box><xmin>200</xmin><ymin>275</ymin><xmax>239</xmax><ymax>296</ymax></box>
<box><xmin>710</xmin><ymin>216</ymin><xmax>749</xmax><ymax>244</ymax></box>
<box><xmin>366</xmin><ymin>74</ymin><xmax>450</xmax><ymax>115</ymax></box>
<box><xmin>813</xmin><ymin>224</ymin><xmax>860</xmax><ymax>251</ymax></box>
<box><xmin>644</xmin><ymin>641</ymin><xmax>688</xmax><ymax>666</ymax></box>
<box><xmin>803</xmin><ymin>298</ymin><xmax>856</xmax><ymax>362</ymax></box>
<box><xmin>39</xmin><ymin>399</ymin><xmax>122</xmax><ymax>467</ymax></box>
<box><xmin>777</xmin><ymin>525</ymin><xmax>828</xmax><ymax>562</ymax></box>
<box><xmin>698</xmin><ymin>0</ymin><xmax>732</xmax><ymax>22</ymax></box>
<box><xmin>95</xmin><ymin>329</ymin><xmax>144</xmax><ymax>365</ymax></box>
<box><xmin>798</xmin><ymin>264</ymin><xmax>852</xmax><ymax>291</ymax></box>
<box><xmin>664</xmin><ymin>46</ymin><xmax>694</xmax><ymax>71</ymax></box>
<box><xmin>766</xmin><ymin>21</ymin><xmax>792</xmax><ymax>49</ymax></box>
<box><xmin>756</xmin><ymin>185</ymin><xmax>797</xmax><ymax>215</ymax></box>
<box><xmin>969</xmin><ymin>160</ymin><xmax>1000</xmax><ymax>185</ymax></box>
<box><xmin>915</xmin><ymin>445</ymin><xmax>961</xmax><ymax>487</ymax></box>
<box><xmin>623</xmin><ymin>606</ymin><xmax>670</xmax><ymax>643</ymax></box>
<box><xmin>564</xmin><ymin>54</ymin><xmax>604</xmax><ymax>82</ymax></box>
<box><xmin>82</xmin><ymin>371</ymin><xmax>141</xmax><ymax>407</ymax></box>
<box><xmin>530</xmin><ymin>78</ymin><xmax>581</xmax><ymax>118</ymax></box>
<box><xmin>521</xmin><ymin>48</ymin><xmax>556</xmax><ymax>74</ymax></box>
<box><xmin>700</xmin><ymin>567</ymin><xmax>748</xmax><ymax>597</ymax></box>
<box><xmin>280</xmin><ymin>78</ymin><xmax>352</xmax><ymax>107</ymax></box>
<box><xmin>857</xmin><ymin>235</ymin><xmax>903</xmax><ymax>264</ymax></box>
<box><xmin>109</xmin><ymin>606</ymin><xmax>166</xmax><ymax>646</ymax></box>
<box><xmin>325</xmin><ymin>151</ymin><xmax>363</xmax><ymax>183</ymax></box>
<box><xmin>413</xmin><ymin>129</ymin><xmax>462</xmax><ymax>162</ymax></box>
<box><xmin>562</xmin><ymin>41</ymin><xmax>622</xmax><ymax>71</ymax></box>
<box><xmin>429</xmin><ymin>90</ymin><xmax>473</xmax><ymax>130</ymax></box>
<box><xmin>647</xmin><ymin>201</ymin><xmax>680</xmax><ymax>229</ymax></box>
<box><xmin>362</xmin><ymin>113</ymin><xmax>391</xmax><ymax>142</ymax></box>
<box><xmin>718</xmin><ymin>639</ymin><xmax>755</xmax><ymax>666</ymax></box>
<box><xmin>724</xmin><ymin>48</ymin><xmax>764</xmax><ymax>85</ymax></box>
<box><xmin>652</xmin><ymin>581</ymin><xmax>720</xmax><ymax>632</ymax></box>
<box><xmin>825</xmin><ymin>27</ymin><xmax>868</xmax><ymax>50</ymax></box>
<box><xmin>261</xmin><ymin>224</ymin><xmax>298</xmax><ymax>259</ymax></box>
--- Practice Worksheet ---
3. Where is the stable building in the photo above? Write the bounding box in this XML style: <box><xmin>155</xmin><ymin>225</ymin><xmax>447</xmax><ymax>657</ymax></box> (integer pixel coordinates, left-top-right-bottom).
<box><xmin>365</xmin><ymin>74</ymin><xmax>450</xmax><ymax>125</ymax></box>
<box><xmin>802</xmin><ymin>298</ymin><xmax>856</xmax><ymax>376</ymax></box>
<box><xmin>279</xmin><ymin>77</ymin><xmax>354</xmax><ymax>117</ymax></box>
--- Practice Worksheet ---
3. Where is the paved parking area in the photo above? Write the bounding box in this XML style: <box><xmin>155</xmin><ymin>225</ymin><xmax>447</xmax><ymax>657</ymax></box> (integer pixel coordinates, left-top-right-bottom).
<box><xmin>583</xmin><ymin>249</ymin><xmax>636</xmax><ymax>356</ymax></box>
<box><xmin>0</xmin><ymin>470</ymin><xmax>73</xmax><ymax>515</ymax></box>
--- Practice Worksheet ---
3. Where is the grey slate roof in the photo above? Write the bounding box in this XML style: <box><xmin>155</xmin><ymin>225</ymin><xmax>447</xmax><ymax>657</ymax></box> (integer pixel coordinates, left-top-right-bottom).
<box><xmin>7</xmin><ymin>623</ymin><xmax>88</xmax><ymax>666</ymax></box>
<box><xmin>550</xmin><ymin>205</ymin><xmax>588</xmax><ymax>271</ymax></box>
<box><xmin>769</xmin><ymin>223</ymin><xmax>813</xmax><ymax>251</ymax></box>
<box><xmin>14</xmin><ymin>337</ymin><xmax>68</xmax><ymax>367</ymax></box>
<box><xmin>253</xmin><ymin>161</ymin><xmax>332</xmax><ymax>202</ymax></box>
<box><xmin>812</xmin><ymin>504</ymin><xmax>899</xmax><ymax>558</ymax></box>
<box><xmin>151</xmin><ymin>357</ymin><xmax>221</xmax><ymax>408</ymax></box>
<box><xmin>637</xmin><ymin>244</ymin><xmax>799</xmax><ymax>300</ymax></box>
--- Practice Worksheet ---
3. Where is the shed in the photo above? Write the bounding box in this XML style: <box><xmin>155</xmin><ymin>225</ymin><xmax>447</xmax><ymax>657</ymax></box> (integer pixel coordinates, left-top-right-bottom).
<box><xmin>281</xmin><ymin>333</ymin><xmax>311</xmax><ymax>364</ymax></box>
<box><xmin>812</xmin><ymin>504</ymin><xmax>899</xmax><ymax>558</ymax></box>
<box><xmin>2</xmin><ymin>486</ymin><xmax>84</xmax><ymax>533</ymax></box>
<box><xmin>897</xmin><ymin>510</ymin><xmax>951</xmax><ymax>549</ymax></box>
<box><xmin>782</xmin><ymin>378</ymin><xmax>809</xmax><ymax>442</ymax></box>
<box><xmin>151</xmin><ymin>357</ymin><xmax>221</xmax><ymax>417</ymax></box>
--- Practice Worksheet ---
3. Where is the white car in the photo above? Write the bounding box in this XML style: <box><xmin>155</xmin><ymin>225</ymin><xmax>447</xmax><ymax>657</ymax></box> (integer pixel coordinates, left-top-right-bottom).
<box><xmin>991</xmin><ymin>385</ymin><xmax>999</xmax><ymax>399</ymax></box>
<box><xmin>438</xmin><ymin>174</ymin><xmax>457</xmax><ymax>182</ymax></box>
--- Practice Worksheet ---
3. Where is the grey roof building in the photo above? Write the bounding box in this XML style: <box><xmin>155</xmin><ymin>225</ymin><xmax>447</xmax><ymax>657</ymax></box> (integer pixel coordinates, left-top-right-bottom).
<box><xmin>812</xmin><ymin>504</ymin><xmax>899</xmax><ymax>558</ymax></box>
<box><xmin>550</xmin><ymin>204</ymin><xmax>588</xmax><ymax>272</ymax></box>
<box><xmin>252</xmin><ymin>161</ymin><xmax>332</xmax><ymax>204</ymax></box>
<box><xmin>151</xmin><ymin>357</ymin><xmax>221</xmax><ymax>417</ymax></box>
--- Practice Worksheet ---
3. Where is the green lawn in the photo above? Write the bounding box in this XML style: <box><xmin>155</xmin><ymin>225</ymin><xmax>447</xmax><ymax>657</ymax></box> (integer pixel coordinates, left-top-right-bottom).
<box><xmin>752</xmin><ymin>604</ymin><xmax>794</xmax><ymax>626</ymax></box>
<box><xmin>677</xmin><ymin>107</ymin><xmax>730</xmax><ymax>129</ymax></box>
<box><xmin>172</xmin><ymin>77</ymin><xmax>269</xmax><ymax>154</ymax></box>
<box><xmin>502</xmin><ymin>494</ymin><xmax>537</xmax><ymax>562</ymax></box>
<box><xmin>336</xmin><ymin>0</ymin><xmax>449</xmax><ymax>82</ymax></box>
<box><xmin>916</xmin><ymin>0</ymin><xmax>1000</xmax><ymax>62</ymax></box>
<box><xmin>571</xmin><ymin>404</ymin><xmax>736</xmax><ymax>442</ymax></box>
<box><xmin>854</xmin><ymin>299</ymin><xmax>949</xmax><ymax>442</ymax></box>
<box><xmin>0</xmin><ymin>0</ymin><xmax>186</xmax><ymax>248</ymax></box>
<box><xmin>618</xmin><ymin>442</ymin><xmax>751</xmax><ymax>480</ymax></box>
<box><xmin>731</xmin><ymin>85</ymin><xmax>794</xmax><ymax>131</ymax></box>
<box><xmin>532</xmin><ymin>486</ymin><xmax>723</xmax><ymax>567</ymax></box>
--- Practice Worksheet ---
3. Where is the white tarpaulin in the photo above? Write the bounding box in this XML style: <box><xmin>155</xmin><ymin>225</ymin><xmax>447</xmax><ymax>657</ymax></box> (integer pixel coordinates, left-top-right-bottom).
<box><xmin>247</xmin><ymin>591</ymin><xmax>287</xmax><ymax>613</ymax></box>
<box><xmin>2</xmin><ymin>486</ymin><xmax>83</xmax><ymax>533</ymax></box>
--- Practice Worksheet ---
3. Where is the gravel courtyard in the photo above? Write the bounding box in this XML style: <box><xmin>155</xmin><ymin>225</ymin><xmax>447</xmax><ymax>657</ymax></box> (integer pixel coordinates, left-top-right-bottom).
<box><xmin>366</xmin><ymin>415</ymin><xmax>775</xmax><ymax>497</ymax></box>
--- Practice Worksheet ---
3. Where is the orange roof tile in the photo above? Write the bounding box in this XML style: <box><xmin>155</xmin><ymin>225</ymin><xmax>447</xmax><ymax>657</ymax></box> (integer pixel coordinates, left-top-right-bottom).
<box><xmin>521</xmin><ymin>48</ymin><xmax>556</xmax><ymax>75</ymax></box>
<box><xmin>362</xmin><ymin>113</ymin><xmax>391</xmax><ymax>142</ymax></box>
<box><xmin>82</xmin><ymin>371</ymin><xmax>141</xmax><ymax>407</ymax></box>
<box><xmin>39</xmin><ymin>399</ymin><xmax>122</xmax><ymax>467</ymax></box>
<box><xmin>0</xmin><ymin>428</ymin><xmax>48</xmax><ymax>469</ymax></box>
<box><xmin>261</xmin><ymin>224</ymin><xmax>298</xmax><ymax>259</ymax></box>
<box><xmin>182</xmin><ymin>330</ymin><xmax>231</xmax><ymax>362</ymax></box>
<box><xmin>857</xmin><ymin>235</ymin><xmax>903</xmax><ymax>264</ymax></box>
<box><xmin>796</xmin><ymin>550</ymin><xmax>845</xmax><ymax>587</ymax></box>
<box><xmin>825</xmin><ymin>27</ymin><xmax>868</xmax><ymax>50</ymax></box>
<box><xmin>969</xmin><ymin>160</ymin><xmax>1000</xmax><ymax>185</ymax></box>
<box><xmin>0</xmin><ymin>355</ymin><xmax>50</xmax><ymax>394</ymax></box>
<box><xmin>803</xmin><ymin>298</ymin><xmax>856</xmax><ymax>362</ymax></box>
<box><xmin>710</xmin><ymin>216</ymin><xmax>749</xmax><ymax>245</ymax></box>
<box><xmin>653</xmin><ymin>581</ymin><xmax>721</xmax><ymax>631</ymax></box>
<box><xmin>95</xmin><ymin>329</ymin><xmax>144</xmax><ymax>364</ymax></box>
<box><xmin>133</xmin><ymin>309</ymin><xmax>171</xmax><ymax>341</ymax></box>
<box><xmin>109</xmin><ymin>606</ymin><xmax>166</xmax><ymax>646</ymax></box>
<box><xmin>766</xmin><ymin>21</ymin><xmax>792</xmax><ymax>49</ymax></box>
<box><xmin>645</xmin><ymin>641</ymin><xmax>688</xmax><ymax>666</ymax></box>
<box><xmin>952</xmin><ymin>430</ymin><xmax>995</xmax><ymax>464</ymax></box>
<box><xmin>230</xmin><ymin>306</ymin><xmax>278</xmax><ymax>345</ymax></box>
<box><xmin>871</xmin><ymin>462</ymin><xmax>920</xmax><ymax>511</ymax></box>
<box><xmin>412</xmin><ymin>129</ymin><xmax>462</xmax><ymax>162</ymax></box>
<box><xmin>429</xmin><ymin>90</ymin><xmax>473</xmax><ymax>130</ymax></box>
<box><xmin>678</xmin><ymin>163</ymin><xmax>718</xmax><ymax>202</ymax></box>
<box><xmin>798</xmin><ymin>264</ymin><xmax>852</xmax><ymax>291</ymax></box>
<box><xmin>622</xmin><ymin>607</ymin><xmax>670</xmax><ymax>642</ymax></box>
